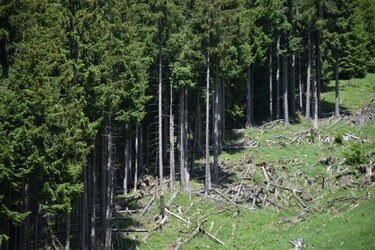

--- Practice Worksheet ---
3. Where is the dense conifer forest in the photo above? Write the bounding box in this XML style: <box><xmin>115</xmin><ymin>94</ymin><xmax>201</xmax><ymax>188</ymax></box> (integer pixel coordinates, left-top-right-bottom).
<box><xmin>0</xmin><ymin>0</ymin><xmax>374</xmax><ymax>249</ymax></box>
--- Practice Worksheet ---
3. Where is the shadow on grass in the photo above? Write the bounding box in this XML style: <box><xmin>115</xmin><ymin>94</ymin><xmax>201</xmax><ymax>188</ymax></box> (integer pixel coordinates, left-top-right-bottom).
<box><xmin>320</xmin><ymin>98</ymin><xmax>350</xmax><ymax>117</ymax></box>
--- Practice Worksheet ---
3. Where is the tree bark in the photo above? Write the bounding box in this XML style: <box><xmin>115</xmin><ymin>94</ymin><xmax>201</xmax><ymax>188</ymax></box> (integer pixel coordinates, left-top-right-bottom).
<box><xmin>123</xmin><ymin>125</ymin><xmax>130</xmax><ymax>195</ymax></box>
<box><xmin>221</xmin><ymin>80</ymin><xmax>225</xmax><ymax>147</ymax></box>
<box><xmin>213</xmin><ymin>67</ymin><xmax>220</xmax><ymax>184</ymax></box>
<box><xmin>305</xmin><ymin>31</ymin><xmax>312</xmax><ymax>121</ymax></box>
<box><xmin>291</xmin><ymin>54</ymin><xmax>296</xmax><ymax>117</ymax></box>
<box><xmin>179</xmin><ymin>86</ymin><xmax>186</xmax><ymax>189</ymax></box>
<box><xmin>191</xmin><ymin>85</ymin><xmax>201</xmax><ymax>172</ymax></box>
<box><xmin>169</xmin><ymin>81</ymin><xmax>175</xmax><ymax>192</ymax></box>
<box><xmin>158</xmin><ymin>49</ymin><xmax>165</xmax><ymax>219</ymax></box>
<box><xmin>269</xmin><ymin>46</ymin><xmax>273</xmax><ymax>120</ymax></box>
<box><xmin>205</xmin><ymin>51</ymin><xmax>211</xmax><ymax>194</ymax></box>
<box><xmin>246</xmin><ymin>67</ymin><xmax>253</xmax><ymax>128</ymax></box>
<box><xmin>80</xmin><ymin>164</ymin><xmax>88</xmax><ymax>250</ymax></box>
<box><xmin>283</xmin><ymin>54</ymin><xmax>289</xmax><ymax>125</ymax></box>
<box><xmin>298</xmin><ymin>55</ymin><xmax>303</xmax><ymax>111</ymax></box>
<box><xmin>276</xmin><ymin>36</ymin><xmax>281</xmax><ymax>119</ymax></box>
<box><xmin>335</xmin><ymin>53</ymin><xmax>340</xmax><ymax>117</ymax></box>
<box><xmin>100</xmin><ymin>128</ymin><xmax>107</xmax><ymax>245</ymax></box>
<box><xmin>139</xmin><ymin>126</ymin><xmax>144</xmax><ymax>177</ymax></box>
<box><xmin>184</xmin><ymin>87</ymin><xmax>190</xmax><ymax>195</ymax></box>
<box><xmin>313</xmin><ymin>79</ymin><xmax>318</xmax><ymax>129</ymax></box>
<box><xmin>90</xmin><ymin>147</ymin><xmax>96</xmax><ymax>250</ymax></box>
<box><xmin>134</xmin><ymin>125</ymin><xmax>139</xmax><ymax>192</ymax></box>
<box><xmin>104</xmin><ymin>121</ymin><xmax>113</xmax><ymax>250</ymax></box>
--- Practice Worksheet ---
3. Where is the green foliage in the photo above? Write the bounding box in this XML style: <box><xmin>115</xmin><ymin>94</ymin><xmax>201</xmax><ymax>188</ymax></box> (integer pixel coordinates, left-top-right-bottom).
<box><xmin>344</xmin><ymin>144</ymin><xmax>368</xmax><ymax>165</ymax></box>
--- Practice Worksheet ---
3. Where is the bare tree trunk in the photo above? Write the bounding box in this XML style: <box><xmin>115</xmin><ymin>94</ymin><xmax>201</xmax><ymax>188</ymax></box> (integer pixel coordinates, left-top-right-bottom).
<box><xmin>134</xmin><ymin>125</ymin><xmax>139</xmax><ymax>192</ymax></box>
<box><xmin>313</xmin><ymin>79</ymin><xmax>318</xmax><ymax>129</ymax></box>
<box><xmin>20</xmin><ymin>178</ymin><xmax>30</xmax><ymax>250</ymax></box>
<box><xmin>90</xmin><ymin>147</ymin><xmax>96</xmax><ymax>250</ymax></box>
<box><xmin>64</xmin><ymin>212</ymin><xmax>70</xmax><ymax>250</ymax></box>
<box><xmin>213</xmin><ymin>67</ymin><xmax>220</xmax><ymax>184</ymax></box>
<box><xmin>104</xmin><ymin>120</ymin><xmax>113</xmax><ymax>250</ymax></box>
<box><xmin>291</xmin><ymin>54</ymin><xmax>296</xmax><ymax>117</ymax></box>
<box><xmin>276</xmin><ymin>36</ymin><xmax>281</xmax><ymax>119</ymax></box>
<box><xmin>283</xmin><ymin>54</ymin><xmax>289</xmax><ymax>125</ymax></box>
<box><xmin>81</xmin><ymin>164</ymin><xmax>88</xmax><ymax>250</ymax></box>
<box><xmin>298</xmin><ymin>55</ymin><xmax>303</xmax><ymax>111</ymax></box>
<box><xmin>246</xmin><ymin>67</ymin><xmax>253</xmax><ymax>128</ymax></box>
<box><xmin>218</xmin><ymin>79</ymin><xmax>223</xmax><ymax>153</ymax></box>
<box><xmin>335</xmin><ymin>53</ymin><xmax>340</xmax><ymax>117</ymax></box>
<box><xmin>221</xmin><ymin>80</ymin><xmax>225</xmax><ymax>147</ymax></box>
<box><xmin>145</xmin><ymin>125</ymin><xmax>150</xmax><ymax>170</ymax></box>
<box><xmin>205</xmin><ymin>51</ymin><xmax>211</xmax><ymax>194</ymax></box>
<box><xmin>269</xmin><ymin>46</ymin><xmax>273</xmax><ymax>120</ymax></box>
<box><xmin>100</xmin><ymin>128</ymin><xmax>107</xmax><ymax>245</ymax></box>
<box><xmin>191</xmin><ymin>86</ymin><xmax>201</xmax><ymax>172</ymax></box>
<box><xmin>139</xmin><ymin>126</ymin><xmax>144</xmax><ymax>177</ymax></box>
<box><xmin>158</xmin><ymin>49</ymin><xmax>165</xmax><ymax>218</ymax></box>
<box><xmin>179</xmin><ymin>87</ymin><xmax>185</xmax><ymax>189</ymax></box>
<box><xmin>305</xmin><ymin>31</ymin><xmax>312</xmax><ymax>121</ymax></box>
<box><xmin>184</xmin><ymin>86</ymin><xmax>190</xmax><ymax>195</ymax></box>
<box><xmin>123</xmin><ymin>125</ymin><xmax>130</xmax><ymax>195</ymax></box>
<box><xmin>169</xmin><ymin>81</ymin><xmax>175</xmax><ymax>192</ymax></box>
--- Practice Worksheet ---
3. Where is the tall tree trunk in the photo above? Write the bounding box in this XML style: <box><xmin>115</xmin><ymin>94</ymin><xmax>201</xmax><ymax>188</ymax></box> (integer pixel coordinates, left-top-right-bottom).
<box><xmin>305</xmin><ymin>31</ymin><xmax>312</xmax><ymax>121</ymax></box>
<box><xmin>269</xmin><ymin>46</ymin><xmax>273</xmax><ymax>120</ymax></box>
<box><xmin>123</xmin><ymin>125</ymin><xmax>130</xmax><ymax>195</ymax></box>
<box><xmin>315</xmin><ymin>35</ymin><xmax>321</xmax><ymax>117</ymax></box>
<box><xmin>145</xmin><ymin>125</ymin><xmax>150</xmax><ymax>170</ymax></box>
<box><xmin>205</xmin><ymin>51</ymin><xmax>211</xmax><ymax>194</ymax></box>
<box><xmin>104</xmin><ymin>121</ymin><xmax>113</xmax><ymax>250</ymax></box>
<box><xmin>179</xmin><ymin>87</ymin><xmax>186</xmax><ymax>189</ymax></box>
<box><xmin>191</xmin><ymin>86</ymin><xmax>201</xmax><ymax>172</ymax></box>
<box><xmin>283</xmin><ymin>54</ymin><xmax>289</xmax><ymax>125</ymax></box>
<box><xmin>221</xmin><ymin>80</ymin><xmax>225</xmax><ymax>147</ymax></box>
<box><xmin>169</xmin><ymin>82</ymin><xmax>175</xmax><ymax>192</ymax></box>
<box><xmin>80</xmin><ymin>164</ymin><xmax>88</xmax><ymax>250</ymax></box>
<box><xmin>139</xmin><ymin>126</ymin><xmax>144</xmax><ymax>177</ymax></box>
<box><xmin>246</xmin><ymin>67</ymin><xmax>253</xmax><ymax>128</ymax></box>
<box><xmin>218</xmin><ymin>79</ymin><xmax>223</xmax><ymax>153</ymax></box>
<box><xmin>276</xmin><ymin>36</ymin><xmax>281</xmax><ymax>119</ymax></box>
<box><xmin>335</xmin><ymin>53</ymin><xmax>340</xmax><ymax>117</ymax></box>
<box><xmin>213</xmin><ymin>67</ymin><xmax>220</xmax><ymax>184</ymax></box>
<box><xmin>298</xmin><ymin>55</ymin><xmax>303</xmax><ymax>111</ymax></box>
<box><xmin>134</xmin><ymin>125</ymin><xmax>139</xmax><ymax>192</ymax></box>
<box><xmin>291</xmin><ymin>54</ymin><xmax>296</xmax><ymax>117</ymax></box>
<box><xmin>90</xmin><ymin>147</ymin><xmax>96</xmax><ymax>250</ymax></box>
<box><xmin>158</xmin><ymin>49</ymin><xmax>165</xmax><ymax>218</ymax></box>
<box><xmin>20</xmin><ymin>178</ymin><xmax>30</xmax><ymax>250</ymax></box>
<box><xmin>100</xmin><ymin>129</ymin><xmax>107</xmax><ymax>245</ymax></box>
<box><xmin>64</xmin><ymin>212</ymin><xmax>70</xmax><ymax>250</ymax></box>
<box><xmin>184</xmin><ymin>86</ymin><xmax>190</xmax><ymax>195</ymax></box>
<box><xmin>313</xmin><ymin>79</ymin><xmax>318</xmax><ymax>129</ymax></box>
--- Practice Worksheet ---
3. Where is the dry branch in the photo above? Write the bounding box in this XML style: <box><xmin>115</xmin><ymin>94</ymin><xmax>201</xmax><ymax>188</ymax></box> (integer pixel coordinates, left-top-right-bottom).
<box><xmin>137</xmin><ymin>192</ymin><xmax>156</xmax><ymax>220</ymax></box>
<box><xmin>165</xmin><ymin>208</ymin><xmax>191</xmax><ymax>225</ymax></box>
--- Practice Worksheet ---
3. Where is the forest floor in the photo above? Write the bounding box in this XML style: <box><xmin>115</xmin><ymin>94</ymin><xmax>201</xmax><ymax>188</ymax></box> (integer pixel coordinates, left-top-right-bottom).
<box><xmin>116</xmin><ymin>74</ymin><xmax>375</xmax><ymax>250</ymax></box>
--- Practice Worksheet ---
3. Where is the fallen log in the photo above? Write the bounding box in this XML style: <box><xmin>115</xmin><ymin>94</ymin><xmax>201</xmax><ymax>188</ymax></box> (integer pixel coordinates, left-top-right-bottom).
<box><xmin>112</xmin><ymin>228</ymin><xmax>148</xmax><ymax>233</ymax></box>
<box><xmin>165</xmin><ymin>208</ymin><xmax>190</xmax><ymax>225</ymax></box>
<box><xmin>137</xmin><ymin>192</ymin><xmax>156</xmax><ymax>220</ymax></box>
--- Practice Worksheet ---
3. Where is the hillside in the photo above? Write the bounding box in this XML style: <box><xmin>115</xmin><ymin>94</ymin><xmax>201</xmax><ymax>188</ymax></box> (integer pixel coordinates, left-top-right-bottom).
<box><xmin>116</xmin><ymin>74</ymin><xmax>375</xmax><ymax>250</ymax></box>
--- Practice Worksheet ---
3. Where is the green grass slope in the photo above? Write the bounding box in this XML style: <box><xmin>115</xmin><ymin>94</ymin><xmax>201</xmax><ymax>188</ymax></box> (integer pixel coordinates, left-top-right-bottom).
<box><xmin>120</xmin><ymin>74</ymin><xmax>375</xmax><ymax>250</ymax></box>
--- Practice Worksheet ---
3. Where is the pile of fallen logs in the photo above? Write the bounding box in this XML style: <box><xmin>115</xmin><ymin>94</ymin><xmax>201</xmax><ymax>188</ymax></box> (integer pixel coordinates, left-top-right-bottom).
<box><xmin>192</xmin><ymin>156</ymin><xmax>374</xmax><ymax>215</ymax></box>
